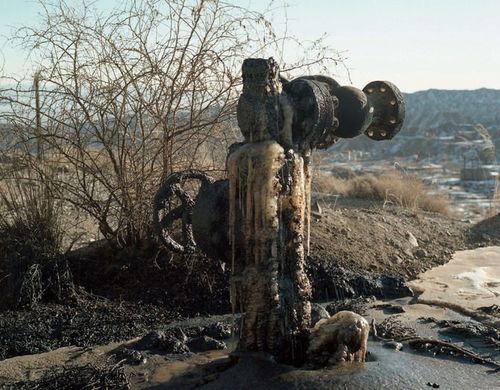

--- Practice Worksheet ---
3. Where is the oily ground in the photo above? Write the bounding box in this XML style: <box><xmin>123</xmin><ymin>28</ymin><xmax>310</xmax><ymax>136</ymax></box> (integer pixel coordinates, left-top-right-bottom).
<box><xmin>0</xmin><ymin>196</ymin><xmax>498</xmax><ymax>363</ymax></box>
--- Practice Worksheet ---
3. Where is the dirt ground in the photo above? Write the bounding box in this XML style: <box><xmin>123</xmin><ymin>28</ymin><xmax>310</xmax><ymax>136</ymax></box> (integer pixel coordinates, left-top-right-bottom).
<box><xmin>1</xmin><ymin>197</ymin><xmax>499</xmax><ymax>387</ymax></box>
<box><xmin>309</xmin><ymin>196</ymin><xmax>470</xmax><ymax>280</ymax></box>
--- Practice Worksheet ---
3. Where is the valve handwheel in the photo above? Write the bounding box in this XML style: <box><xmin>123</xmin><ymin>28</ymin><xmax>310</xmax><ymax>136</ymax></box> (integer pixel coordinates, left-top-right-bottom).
<box><xmin>153</xmin><ymin>170</ymin><xmax>215</xmax><ymax>254</ymax></box>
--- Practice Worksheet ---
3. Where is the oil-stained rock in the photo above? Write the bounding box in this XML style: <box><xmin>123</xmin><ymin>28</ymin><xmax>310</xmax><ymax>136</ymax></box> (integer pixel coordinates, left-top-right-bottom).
<box><xmin>187</xmin><ymin>336</ymin><xmax>226</xmax><ymax>352</ymax></box>
<box><xmin>311</xmin><ymin>303</ymin><xmax>330</xmax><ymax>326</ymax></box>
<box><xmin>307</xmin><ymin>311</ymin><xmax>369</xmax><ymax>367</ymax></box>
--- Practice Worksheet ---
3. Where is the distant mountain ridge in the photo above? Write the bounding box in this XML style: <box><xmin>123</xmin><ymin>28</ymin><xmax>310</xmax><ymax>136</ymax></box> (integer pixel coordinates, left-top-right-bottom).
<box><xmin>403</xmin><ymin>88</ymin><xmax>500</xmax><ymax>131</ymax></box>
<box><xmin>331</xmin><ymin>88</ymin><xmax>500</xmax><ymax>162</ymax></box>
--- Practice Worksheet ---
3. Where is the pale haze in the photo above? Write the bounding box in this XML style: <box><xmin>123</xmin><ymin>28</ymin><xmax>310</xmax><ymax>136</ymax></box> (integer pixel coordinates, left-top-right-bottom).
<box><xmin>0</xmin><ymin>0</ymin><xmax>498</xmax><ymax>92</ymax></box>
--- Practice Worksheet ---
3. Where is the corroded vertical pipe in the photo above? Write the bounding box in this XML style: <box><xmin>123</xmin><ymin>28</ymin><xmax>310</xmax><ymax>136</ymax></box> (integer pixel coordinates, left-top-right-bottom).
<box><xmin>230</xmin><ymin>58</ymin><xmax>311</xmax><ymax>363</ymax></box>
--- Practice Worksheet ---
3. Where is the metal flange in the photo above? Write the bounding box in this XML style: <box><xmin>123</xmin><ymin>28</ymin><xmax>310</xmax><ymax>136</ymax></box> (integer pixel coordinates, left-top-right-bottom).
<box><xmin>283</xmin><ymin>78</ymin><xmax>339</xmax><ymax>151</ymax></box>
<box><xmin>363</xmin><ymin>80</ymin><xmax>405</xmax><ymax>140</ymax></box>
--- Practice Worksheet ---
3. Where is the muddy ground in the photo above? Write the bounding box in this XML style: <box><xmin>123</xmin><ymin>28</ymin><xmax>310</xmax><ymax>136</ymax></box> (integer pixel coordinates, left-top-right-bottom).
<box><xmin>1</xmin><ymin>197</ymin><xmax>499</xmax><ymax>387</ymax></box>
<box><xmin>2</xmin><ymin>296</ymin><xmax>499</xmax><ymax>389</ymax></box>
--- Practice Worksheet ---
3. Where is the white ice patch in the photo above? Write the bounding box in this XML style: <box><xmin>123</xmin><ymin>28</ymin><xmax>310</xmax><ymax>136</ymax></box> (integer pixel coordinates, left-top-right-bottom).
<box><xmin>408</xmin><ymin>246</ymin><xmax>500</xmax><ymax>312</ymax></box>
<box><xmin>455</xmin><ymin>267</ymin><xmax>498</xmax><ymax>298</ymax></box>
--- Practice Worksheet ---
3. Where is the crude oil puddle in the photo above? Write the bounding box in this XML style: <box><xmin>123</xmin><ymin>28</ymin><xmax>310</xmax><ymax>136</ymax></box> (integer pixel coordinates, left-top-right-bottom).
<box><xmin>198</xmin><ymin>344</ymin><xmax>499</xmax><ymax>390</ymax></box>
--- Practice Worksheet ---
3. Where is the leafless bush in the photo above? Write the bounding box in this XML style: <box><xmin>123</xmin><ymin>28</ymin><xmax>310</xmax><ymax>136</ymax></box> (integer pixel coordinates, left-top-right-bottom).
<box><xmin>313</xmin><ymin>171</ymin><xmax>453</xmax><ymax>215</ymax></box>
<box><xmin>0</xmin><ymin>171</ymin><xmax>74</xmax><ymax>308</ymax></box>
<box><xmin>0</xmin><ymin>0</ymin><xmax>342</xmax><ymax>247</ymax></box>
<box><xmin>0</xmin><ymin>173</ymin><xmax>63</xmax><ymax>256</ymax></box>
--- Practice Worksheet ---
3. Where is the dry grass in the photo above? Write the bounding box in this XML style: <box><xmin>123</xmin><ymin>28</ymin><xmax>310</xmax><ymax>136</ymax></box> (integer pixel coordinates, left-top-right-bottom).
<box><xmin>0</xmin><ymin>171</ymin><xmax>70</xmax><ymax>308</ymax></box>
<box><xmin>313</xmin><ymin>172</ymin><xmax>453</xmax><ymax>215</ymax></box>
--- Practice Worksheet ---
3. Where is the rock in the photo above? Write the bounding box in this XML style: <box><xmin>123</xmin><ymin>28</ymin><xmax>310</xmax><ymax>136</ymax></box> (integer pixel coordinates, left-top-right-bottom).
<box><xmin>405</xmin><ymin>231</ymin><xmax>419</xmax><ymax>247</ymax></box>
<box><xmin>326</xmin><ymin>296</ymin><xmax>375</xmax><ymax>316</ymax></box>
<box><xmin>136</xmin><ymin>329</ymin><xmax>189</xmax><ymax>354</ymax></box>
<box><xmin>137</xmin><ymin>330</ymin><xmax>166</xmax><ymax>349</ymax></box>
<box><xmin>477</xmin><ymin>304</ymin><xmax>500</xmax><ymax>316</ymax></box>
<box><xmin>311</xmin><ymin>303</ymin><xmax>330</xmax><ymax>326</ymax></box>
<box><xmin>352</xmin><ymin>274</ymin><xmax>413</xmax><ymax>299</ymax></box>
<box><xmin>383</xmin><ymin>341</ymin><xmax>403</xmax><ymax>351</ymax></box>
<box><xmin>118</xmin><ymin>347</ymin><xmax>147</xmax><ymax>365</ymax></box>
<box><xmin>413</xmin><ymin>248</ymin><xmax>428</xmax><ymax>258</ymax></box>
<box><xmin>392</xmin><ymin>254</ymin><xmax>404</xmax><ymax>264</ymax></box>
<box><xmin>161</xmin><ymin>334</ymin><xmax>190</xmax><ymax>354</ymax></box>
<box><xmin>377</xmin><ymin>303</ymin><xmax>406</xmax><ymax>314</ymax></box>
<box><xmin>187</xmin><ymin>336</ymin><xmax>226</xmax><ymax>352</ymax></box>
<box><xmin>200</xmin><ymin>322</ymin><xmax>232</xmax><ymax>340</ymax></box>
<box><xmin>307</xmin><ymin>311</ymin><xmax>369</xmax><ymax>367</ymax></box>
<box><xmin>378</xmin><ymin>275</ymin><xmax>413</xmax><ymax>298</ymax></box>
<box><xmin>306</xmin><ymin>261</ymin><xmax>413</xmax><ymax>302</ymax></box>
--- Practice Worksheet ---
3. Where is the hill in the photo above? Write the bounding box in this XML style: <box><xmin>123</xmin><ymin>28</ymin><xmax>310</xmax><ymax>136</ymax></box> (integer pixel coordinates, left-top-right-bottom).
<box><xmin>331</xmin><ymin>88</ymin><xmax>500</xmax><ymax>163</ymax></box>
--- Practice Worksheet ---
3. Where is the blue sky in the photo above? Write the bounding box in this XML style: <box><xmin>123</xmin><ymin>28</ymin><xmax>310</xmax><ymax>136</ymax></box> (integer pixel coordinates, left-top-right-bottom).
<box><xmin>1</xmin><ymin>0</ymin><xmax>499</xmax><ymax>92</ymax></box>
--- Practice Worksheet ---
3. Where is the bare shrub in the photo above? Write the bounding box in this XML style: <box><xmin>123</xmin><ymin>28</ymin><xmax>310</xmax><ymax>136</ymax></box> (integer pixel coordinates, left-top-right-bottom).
<box><xmin>0</xmin><ymin>172</ymin><xmax>74</xmax><ymax>308</ymax></box>
<box><xmin>1</xmin><ymin>0</ymin><xmax>341</xmax><ymax>248</ymax></box>
<box><xmin>0</xmin><ymin>173</ymin><xmax>63</xmax><ymax>256</ymax></box>
<box><xmin>313</xmin><ymin>171</ymin><xmax>453</xmax><ymax>215</ymax></box>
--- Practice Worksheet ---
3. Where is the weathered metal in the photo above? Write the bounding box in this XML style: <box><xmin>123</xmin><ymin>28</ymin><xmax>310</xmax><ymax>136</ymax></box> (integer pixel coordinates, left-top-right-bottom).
<box><xmin>363</xmin><ymin>80</ymin><xmax>405</xmax><ymax>140</ymax></box>
<box><xmin>154</xmin><ymin>57</ymin><xmax>405</xmax><ymax>365</ymax></box>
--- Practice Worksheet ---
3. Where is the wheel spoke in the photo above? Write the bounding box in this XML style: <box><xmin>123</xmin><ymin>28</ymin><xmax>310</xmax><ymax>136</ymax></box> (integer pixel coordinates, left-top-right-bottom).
<box><xmin>153</xmin><ymin>169</ymin><xmax>215</xmax><ymax>254</ymax></box>
<box><xmin>159</xmin><ymin>206</ymin><xmax>184</xmax><ymax>228</ymax></box>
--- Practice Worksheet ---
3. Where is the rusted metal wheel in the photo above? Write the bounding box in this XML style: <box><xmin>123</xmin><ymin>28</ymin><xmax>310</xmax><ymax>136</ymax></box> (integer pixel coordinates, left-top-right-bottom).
<box><xmin>153</xmin><ymin>170</ymin><xmax>215</xmax><ymax>254</ymax></box>
<box><xmin>363</xmin><ymin>80</ymin><xmax>405</xmax><ymax>140</ymax></box>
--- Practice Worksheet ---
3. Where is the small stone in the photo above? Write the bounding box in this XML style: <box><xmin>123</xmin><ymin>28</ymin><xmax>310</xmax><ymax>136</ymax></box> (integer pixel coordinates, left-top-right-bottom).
<box><xmin>210</xmin><ymin>322</ymin><xmax>232</xmax><ymax>340</ymax></box>
<box><xmin>405</xmin><ymin>231</ymin><xmax>418</xmax><ymax>247</ymax></box>
<box><xmin>311</xmin><ymin>303</ymin><xmax>330</xmax><ymax>326</ymax></box>
<box><xmin>138</xmin><ymin>327</ymin><xmax>188</xmax><ymax>351</ymax></box>
<box><xmin>187</xmin><ymin>336</ymin><xmax>226</xmax><ymax>352</ymax></box>
<box><xmin>160</xmin><ymin>334</ymin><xmax>190</xmax><ymax>354</ymax></box>
<box><xmin>392</xmin><ymin>255</ymin><xmax>403</xmax><ymax>264</ymax></box>
<box><xmin>119</xmin><ymin>348</ymin><xmax>147</xmax><ymax>365</ymax></box>
<box><xmin>198</xmin><ymin>322</ymin><xmax>232</xmax><ymax>340</ymax></box>
<box><xmin>413</xmin><ymin>248</ymin><xmax>428</xmax><ymax>258</ymax></box>
<box><xmin>137</xmin><ymin>330</ymin><xmax>166</xmax><ymax>349</ymax></box>
<box><xmin>383</xmin><ymin>341</ymin><xmax>403</xmax><ymax>351</ymax></box>
<box><xmin>340</xmin><ymin>228</ymin><xmax>350</xmax><ymax>238</ymax></box>
<box><xmin>377</xmin><ymin>304</ymin><xmax>405</xmax><ymax>314</ymax></box>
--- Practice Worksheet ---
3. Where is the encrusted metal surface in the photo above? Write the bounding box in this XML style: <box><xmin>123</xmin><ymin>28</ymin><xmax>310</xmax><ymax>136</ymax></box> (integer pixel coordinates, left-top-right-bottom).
<box><xmin>331</xmin><ymin>85</ymin><xmax>373</xmax><ymax>138</ymax></box>
<box><xmin>363</xmin><ymin>80</ymin><xmax>405</xmax><ymax>140</ymax></box>
<box><xmin>153</xmin><ymin>170</ymin><xmax>215</xmax><ymax>254</ymax></box>
<box><xmin>284</xmin><ymin>78</ymin><xmax>339</xmax><ymax>151</ymax></box>
<box><xmin>237</xmin><ymin>58</ymin><xmax>282</xmax><ymax>142</ymax></box>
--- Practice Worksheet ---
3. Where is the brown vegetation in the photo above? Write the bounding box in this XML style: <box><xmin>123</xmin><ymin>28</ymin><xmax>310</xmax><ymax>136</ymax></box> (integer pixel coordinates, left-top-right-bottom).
<box><xmin>313</xmin><ymin>171</ymin><xmax>453</xmax><ymax>215</ymax></box>
<box><xmin>0</xmin><ymin>172</ymin><xmax>74</xmax><ymax>309</ymax></box>
<box><xmin>0</xmin><ymin>0</ymin><xmax>341</xmax><ymax>249</ymax></box>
